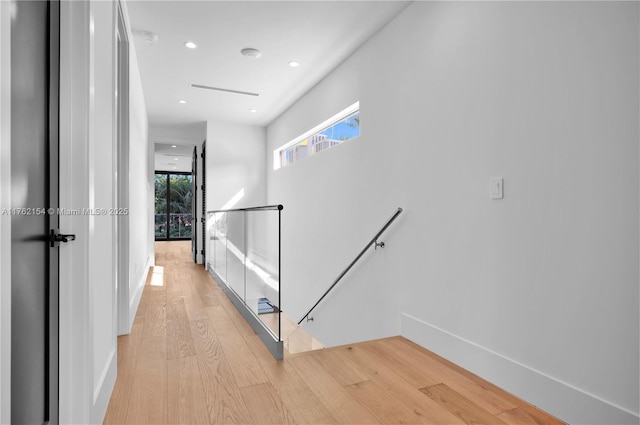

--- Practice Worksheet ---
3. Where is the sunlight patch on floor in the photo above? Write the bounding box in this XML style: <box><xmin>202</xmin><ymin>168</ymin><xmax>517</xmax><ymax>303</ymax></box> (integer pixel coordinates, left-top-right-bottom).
<box><xmin>150</xmin><ymin>266</ymin><xmax>164</xmax><ymax>287</ymax></box>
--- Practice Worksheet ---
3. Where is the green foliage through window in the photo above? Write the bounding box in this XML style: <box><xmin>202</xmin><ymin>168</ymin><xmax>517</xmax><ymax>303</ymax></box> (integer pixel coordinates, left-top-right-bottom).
<box><xmin>155</xmin><ymin>173</ymin><xmax>193</xmax><ymax>239</ymax></box>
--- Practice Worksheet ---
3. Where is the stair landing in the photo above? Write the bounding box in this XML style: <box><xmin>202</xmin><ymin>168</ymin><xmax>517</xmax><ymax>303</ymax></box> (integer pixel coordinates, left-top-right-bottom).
<box><xmin>259</xmin><ymin>311</ymin><xmax>324</xmax><ymax>356</ymax></box>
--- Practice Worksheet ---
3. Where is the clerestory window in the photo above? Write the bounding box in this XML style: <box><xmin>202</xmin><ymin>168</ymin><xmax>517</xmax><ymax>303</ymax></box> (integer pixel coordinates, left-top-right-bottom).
<box><xmin>274</xmin><ymin>101</ymin><xmax>360</xmax><ymax>170</ymax></box>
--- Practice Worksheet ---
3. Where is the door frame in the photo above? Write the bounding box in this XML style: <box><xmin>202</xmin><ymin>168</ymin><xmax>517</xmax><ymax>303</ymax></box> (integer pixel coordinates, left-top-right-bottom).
<box><xmin>59</xmin><ymin>1</ymin><xmax>119</xmax><ymax>423</ymax></box>
<box><xmin>0</xmin><ymin>1</ymin><xmax>61</xmax><ymax>422</ymax></box>
<box><xmin>48</xmin><ymin>1</ymin><xmax>61</xmax><ymax>422</ymax></box>
<box><xmin>59</xmin><ymin>2</ymin><xmax>91</xmax><ymax>420</ymax></box>
<box><xmin>115</xmin><ymin>1</ymin><xmax>131</xmax><ymax>336</ymax></box>
<box><xmin>1</xmin><ymin>1</ymin><xmax>122</xmax><ymax>422</ymax></box>
<box><xmin>0</xmin><ymin>2</ymin><xmax>11</xmax><ymax>422</ymax></box>
<box><xmin>201</xmin><ymin>141</ymin><xmax>206</xmax><ymax>265</ymax></box>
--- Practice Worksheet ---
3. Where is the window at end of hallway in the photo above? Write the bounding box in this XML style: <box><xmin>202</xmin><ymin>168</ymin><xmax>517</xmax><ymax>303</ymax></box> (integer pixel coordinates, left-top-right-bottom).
<box><xmin>273</xmin><ymin>101</ymin><xmax>360</xmax><ymax>170</ymax></box>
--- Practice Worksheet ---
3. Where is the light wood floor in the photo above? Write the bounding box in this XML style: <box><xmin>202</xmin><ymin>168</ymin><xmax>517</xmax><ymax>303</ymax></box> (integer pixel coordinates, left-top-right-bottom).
<box><xmin>103</xmin><ymin>241</ymin><xmax>566</xmax><ymax>425</ymax></box>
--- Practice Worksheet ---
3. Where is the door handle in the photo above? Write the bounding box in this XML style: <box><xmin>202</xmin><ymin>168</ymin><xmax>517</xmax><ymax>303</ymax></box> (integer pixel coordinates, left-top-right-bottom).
<box><xmin>50</xmin><ymin>229</ymin><xmax>76</xmax><ymax>247</ymax></box>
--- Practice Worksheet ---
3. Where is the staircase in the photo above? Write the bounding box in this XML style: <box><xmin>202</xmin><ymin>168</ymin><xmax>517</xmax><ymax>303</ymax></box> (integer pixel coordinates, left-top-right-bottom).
<box><xmin>282</xmin><ymin>315</ymin><xmax>324</xmax><ymax>356</ymax></box>
<box><xmin>259</xmin><ymin>311</ymin><xmax>324</xmax><ymax>356</ymax></box>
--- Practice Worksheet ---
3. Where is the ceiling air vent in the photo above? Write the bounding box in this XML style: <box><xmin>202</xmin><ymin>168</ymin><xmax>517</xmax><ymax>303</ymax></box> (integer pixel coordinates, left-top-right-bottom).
<box><xmin>191</xmin><ymin>83</ymin><xmax>259</xmax><ymax>97</ymax></box>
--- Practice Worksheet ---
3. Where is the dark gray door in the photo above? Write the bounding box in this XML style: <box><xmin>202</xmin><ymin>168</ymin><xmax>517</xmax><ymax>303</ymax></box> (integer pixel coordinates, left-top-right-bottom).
<box><xmin>11</xmin><ymin>1</ymin><xmax>59</xmax><ymax>423</ymax></box>
<box><xmin>201</xmin><ymin>142</ymin><xmax>206</xmax><ymax>265</ymax></box>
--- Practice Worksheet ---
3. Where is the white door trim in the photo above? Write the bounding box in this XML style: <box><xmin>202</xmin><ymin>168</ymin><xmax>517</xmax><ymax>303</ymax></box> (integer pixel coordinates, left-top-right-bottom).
<box><xmin>59</xmin><ymin>1</ymin><xmax>119</xmax><ymax>423</ymax></box>
<box><xmin>0</xmin><ymin>2</ymin><xmax>11</xmax><ymax>422</ymax></box>
<box><xmin>59</xmin><ymin>1</ymin><xmax>91</xmax><ymax>421</ymax></box>
<box><xmin>115</xmin><ymin>0</ymin><xmax>131</xmax><ymax>336</ymax></box>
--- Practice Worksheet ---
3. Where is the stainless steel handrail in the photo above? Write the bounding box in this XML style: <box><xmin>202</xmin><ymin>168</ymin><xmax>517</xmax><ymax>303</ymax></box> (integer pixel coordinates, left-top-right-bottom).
<box><xmin>207</xmin><ymin>204</ymin><xmax>283</xmax><ymax>213</ymax></box>
<box><xmin>297</xmin><ymin>207</ymin><xmax>403</xmax><ymax>325</ymax></box>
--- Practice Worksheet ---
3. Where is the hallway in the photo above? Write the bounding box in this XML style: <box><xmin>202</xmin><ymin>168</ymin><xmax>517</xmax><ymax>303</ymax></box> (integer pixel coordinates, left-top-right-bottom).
<box><xmin>103</xmin><ymin>241</ymin><xmax>564</xmax><ymax>424</ymax></box>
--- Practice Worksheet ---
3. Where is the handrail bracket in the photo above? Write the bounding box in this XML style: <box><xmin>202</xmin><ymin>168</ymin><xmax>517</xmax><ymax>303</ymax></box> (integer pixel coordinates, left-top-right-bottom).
<box><xmin>374</xmin><ymin>240</ymin><xmax>385</xmax><ymax>250</ymax></box>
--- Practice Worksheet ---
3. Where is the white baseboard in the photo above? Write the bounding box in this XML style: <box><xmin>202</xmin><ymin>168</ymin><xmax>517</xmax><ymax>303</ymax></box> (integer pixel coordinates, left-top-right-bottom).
<box><xmin>128</xmin><ymin>256</ymin><xmax>151</xmax><ymax>331</ymax></box>
<box><xmin>91</xmin><ymin>347</ymin><xmax>116</xmax><ymax>425</ymax></box>
<box><xmin>401</xmin><ymin>313</ymin><xmax>639</xmax><ymax>425</ymax></box>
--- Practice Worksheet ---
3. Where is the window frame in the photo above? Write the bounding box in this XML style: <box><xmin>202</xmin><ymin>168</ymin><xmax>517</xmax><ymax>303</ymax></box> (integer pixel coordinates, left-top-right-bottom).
<box><xmin>273</xmin><ymin>101</ymin><xmax>360</xmax><ymax>170</ymax></box>
<box><xmin>154</xmin><ymin>171</ymin><xmax>194</xmax><ymax>241</ymax></box>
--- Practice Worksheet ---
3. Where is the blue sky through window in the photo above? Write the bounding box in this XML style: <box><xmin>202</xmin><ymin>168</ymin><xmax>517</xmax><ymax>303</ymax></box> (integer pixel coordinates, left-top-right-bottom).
<box><xmin>320</xmin><ymin>113</ymin><xmax>359</xmax><ymax>141</ymax></box>
<box><xmin>274</xmin><ymin>103</ymin><xmax>360</xmax><ymax>169</ymax></box>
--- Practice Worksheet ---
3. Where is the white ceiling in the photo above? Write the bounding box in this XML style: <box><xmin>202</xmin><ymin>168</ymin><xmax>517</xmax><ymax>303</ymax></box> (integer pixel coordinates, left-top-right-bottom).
<box><xmin>154</xmin><ymin>143</ymin><xmax>194</xmax><ymax>172</ymax></box>
<box><xmin>125</xmin><ymin>0</ymin><xmax>410</xmax><ymax>129</ymax></box>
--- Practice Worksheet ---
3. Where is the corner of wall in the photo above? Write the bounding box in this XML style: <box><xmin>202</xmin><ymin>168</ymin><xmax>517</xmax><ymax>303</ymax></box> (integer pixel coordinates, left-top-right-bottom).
<box><xmin>120</xmin><ymin>0</ymin><xmax>152</xmax><ymax>335</ymax></box>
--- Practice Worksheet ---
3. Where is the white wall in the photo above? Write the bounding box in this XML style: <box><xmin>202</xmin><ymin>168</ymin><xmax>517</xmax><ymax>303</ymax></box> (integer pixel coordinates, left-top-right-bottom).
<box><xmin>0</xmin><ymin>2</ymin><xmax>10</xmax><ymax>422</ymax></box>
<box><xmin>151</xmin><ymin>122</ymin><xmax>206</xmax><ymax>144</ymax></box>
<box><xmin>206</xmin><ymin>121</ymin><xmax>266</xmax><ymax>210</ymax></box>
<box><xmin>151</xmin><ymin>122</ymin><xmax>205</xmax><ymax>173</ymax></box>
<box><xmin>205</xmin><ymin>121</ymin><xmax>266</xmax><ymax>268</ymax></box>
<box><xmin>126</xmin><ymin>8</ymin><xmax>152</xmax><ymax>333</ymax></box>
<box><xmin>266</xmin><ymin>2</ymin><xmax>639</xmax><ymax>424</ymax></box>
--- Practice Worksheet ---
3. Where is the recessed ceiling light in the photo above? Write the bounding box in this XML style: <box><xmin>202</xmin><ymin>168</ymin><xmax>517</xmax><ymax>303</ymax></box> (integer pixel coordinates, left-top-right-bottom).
<box><xmin>241</xmin><ymin>48</ymin><xmax>262</xmax><ymax>59</ymax></box>
<box><xmin>174</xmin><ymin>158</ymin><xmax>179</xmax><ymax>161</ymax></box>
<box><xmin>178</xmin><ymin>100</ymin><xmax>186</xmax><ymax>104</ymax></box>
<box><xmin>184</xmin><ymin>41</ymin><xmax>197</xmax><ymax>49</ymax></box>
<box><xmin>249</xmin><ymin>108</ymin><xmax>257</xmax><ymax>113</ymax></box>
<box><xmin>288</xmin><ymin>61</ymin><xmax>300</xmax><ymax>68</ymax></box>
<box><xmin>171</xmin><ymin>145</ymin><xmax>177</xmax><ymax>148</ymax></box>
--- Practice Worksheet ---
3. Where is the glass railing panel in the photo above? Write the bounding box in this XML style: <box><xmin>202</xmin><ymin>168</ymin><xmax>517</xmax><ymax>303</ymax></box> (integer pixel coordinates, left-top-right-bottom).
<box><xmin>225</xmin><ymin>211</ymin><xmax>246</xmax><ymax>300</ymax></box>
<box><xmin>245</xmin><ymin>210</ymin><xmax>280</xmax><ymax>338</ymax></box>
<box><xmin>205</xmin><ymin>205</ymin><xmax>282</xmax><ymax>357</ymax></box>
<box><xmin>211</xmin><ymin>212</ymin><xmax>227</xmax><ymax>283</ymax></box>
<box><xmin>286</xmin><ymin>325</ymin><xmax>324</xmax><ymax>355</ymax></box>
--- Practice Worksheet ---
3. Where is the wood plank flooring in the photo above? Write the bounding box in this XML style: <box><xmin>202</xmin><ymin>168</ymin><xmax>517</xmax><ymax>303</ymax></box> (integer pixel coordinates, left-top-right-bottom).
<box><xmin>103</xmin><ymin>241</ymin><xmax>566</xmax><ymax>425</ymax></box>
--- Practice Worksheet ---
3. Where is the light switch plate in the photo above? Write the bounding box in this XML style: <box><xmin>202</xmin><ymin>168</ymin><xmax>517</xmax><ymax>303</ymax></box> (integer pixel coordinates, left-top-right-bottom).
<box><xmin>490</xmin><ymin>177</ymin><xmax>503</xmax><ymax>199</ymax></box>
